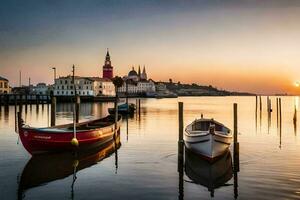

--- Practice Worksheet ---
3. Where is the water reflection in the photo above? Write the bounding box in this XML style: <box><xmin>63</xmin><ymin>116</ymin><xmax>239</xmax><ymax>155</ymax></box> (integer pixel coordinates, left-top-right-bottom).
<box><xmin>18</xmin><ymin>133</ymin><xmax>121</xmax><ymax>200</ymax></box>
<box><xmin>293</xmin><ymin>97</ymin><xmax>298</xmax><ymax>136</ymax></box>
<box><xmin>185</xmin><ymin>149</ymin><xmax>233</xmax><ymax>197</ymax></box>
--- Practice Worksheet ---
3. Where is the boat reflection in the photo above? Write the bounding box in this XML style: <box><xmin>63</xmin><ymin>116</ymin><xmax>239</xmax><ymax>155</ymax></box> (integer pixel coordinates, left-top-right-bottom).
<box><xmin>18</xmin><ymin>133</ymin><xmax>121</xmax><ymax>199</ymax></box>
<box><xmin>184</xmin><ymin>149</ymin><xmax>233</xmax><ymax>197</ymax></box>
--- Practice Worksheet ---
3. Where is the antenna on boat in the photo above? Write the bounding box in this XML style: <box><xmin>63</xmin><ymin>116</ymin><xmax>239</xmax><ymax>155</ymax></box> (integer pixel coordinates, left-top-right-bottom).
<box><xmin>71</xmin><ymin>65</ymin><xmax>79</xmax><ymax>147</ymax></box>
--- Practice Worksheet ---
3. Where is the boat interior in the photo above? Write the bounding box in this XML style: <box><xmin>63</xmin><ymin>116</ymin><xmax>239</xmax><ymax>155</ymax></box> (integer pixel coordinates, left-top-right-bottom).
<box><xmin>192</xmin><ymin>120</ymin><xmax>229</xmax><ymax>133</ymax></box>
<box><xmin>25</xmin><ymin>115</ymin><xmax>121</xmax><ymax>132</ymax></box>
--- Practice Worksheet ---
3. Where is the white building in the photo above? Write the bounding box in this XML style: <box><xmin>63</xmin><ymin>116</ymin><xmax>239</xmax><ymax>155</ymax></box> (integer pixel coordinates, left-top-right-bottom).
<box><xmin>31</xmin><ymin>83</ymin><xmax>49</xmax><ymax>95</ymax></box>
<box><xmin>53</xmin><ymin>76</ymin><xmax>115</xmax><ymax>97</ymax></box>
<box><xmin>118</xmin><ymin>66</ymin><xmax>156</xmax><ymax>94</ymax></box>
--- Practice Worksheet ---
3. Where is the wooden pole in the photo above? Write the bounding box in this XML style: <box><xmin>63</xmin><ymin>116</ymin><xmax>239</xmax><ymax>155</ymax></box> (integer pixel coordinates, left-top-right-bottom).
<box><xmin>276</xmin><ymin>98</ymin><xmax>279</xmax><ymax>128</ymax></box>
<box><xmin>75</xmin><ymin>95</ymin><xmax>80</xmax><ymax>123</ymax></box>
<box><xmin>178</xmin><ymin>102</ymin><xmax>183</xmax><ymax>142</ymax></box>
<box><xmin>51</xmin><ymin>96</ymin><xmax>56</xmax><ymax>126</ymax></box>
<box><xmin>17</xmin><ymin>111</ymin><xmax>22</xmax><ymax>133</ymax></box>
<box><xmin>259</xmin><ymin>96</ymin><xmax>262</xmax><ymax>112</ymax></box>
<box><xmin>19</xmin><ymin>94</ymin><xmax>23</xmax><ymax>113</ymax></box>
<box><xmin>36</xmin><ymin>95</ymin><xmax>40</xmax><ymax>106</ymax></box>
<box><xmin>233</xmin><ymin>103</ymin><xmax>240</xmax><ymax>199</ymax></box>
<box><xmin>255</xmin><ymin>96</ymin><xmax>258</xmax><ymax>130</ymax></box>
<box><xmin>178</xmin><ymin>101</ymin><xmax>184</xmax><ymax>200</ymax></box>
<box><xmin>25</xmin><ymin>94</ymin><xmax>28</xmax><ymax>113</ymax></box>
<box><xmin>136</xmin><ymin>99</ymin><xmax>138</xmax><ymax>119</ymax></box>
<box><xmin>114</xmin><ymin>91</ymin><xmax>118</xmax><ymax>138</ymax></box>
<box><xmin>138</xmin><ymin>99</ymin><xmax>141</xmax><ymax>118</ymax></box>
<box><xmin>279</xmin><ymin>98</ymin><xmax>282</xmax><ymax>148</ymax></box>
<box><xmin>233</xmin><ymin>103</ymin><xmax>238</xmax><ymax>144</ymax></box>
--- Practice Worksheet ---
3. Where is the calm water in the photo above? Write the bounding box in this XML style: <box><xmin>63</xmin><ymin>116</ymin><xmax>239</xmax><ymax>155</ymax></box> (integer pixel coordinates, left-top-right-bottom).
<box><xmin>0</xmin><ymin>96</ymin><xmax>300</xmax><ymax>200</ymax></box>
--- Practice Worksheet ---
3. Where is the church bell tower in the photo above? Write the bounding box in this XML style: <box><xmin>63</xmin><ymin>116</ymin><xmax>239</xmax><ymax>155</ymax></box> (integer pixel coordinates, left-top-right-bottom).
<box><xmin>102</xmin><ymin>49</ymin><xmax>113</xmax><ymax>79</ymax></box>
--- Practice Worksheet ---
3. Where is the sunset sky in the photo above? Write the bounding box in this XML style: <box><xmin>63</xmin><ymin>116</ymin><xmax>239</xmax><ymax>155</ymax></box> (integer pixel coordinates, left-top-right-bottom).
<box><xmin>1</xmin><ymin>0</ymin><xmax>300</xmax><ymax>94</ymax></box>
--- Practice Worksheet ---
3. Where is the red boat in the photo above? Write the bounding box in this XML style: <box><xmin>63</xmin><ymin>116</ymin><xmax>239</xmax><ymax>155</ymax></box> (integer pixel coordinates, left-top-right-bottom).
<box><xmin>18</xmin><ymin>114</ymin><xmax>122</xmax><ymax>155</ymax></box>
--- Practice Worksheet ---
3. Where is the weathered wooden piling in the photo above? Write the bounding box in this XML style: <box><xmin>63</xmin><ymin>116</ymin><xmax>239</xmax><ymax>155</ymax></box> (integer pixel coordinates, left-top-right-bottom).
<box><xmin>75</xmin><ymin>95</ymin><xmax>80</xmax><ymax>123</ymax></box>
<box><xmin>259</xmin><ymin>96</ymin><xmax>262</xmax><ymax>112</ymax></box>
<box><xmin>177</xmin><ymin>101</ymin><xmax>184</xmax><ymax>200</ymax></box>
<box><xmin>276</xmin><ymin>98</ymin><xmax>279</xmax><ymax>128</ymax></box>
<box><xmin>233</xmin><ymin>103</ymin><xmax>240</xmax><ymax>170</ymax></box>
<box><xmin>279</xmin><ymin>98</ymin><xmax>282</xmax><ymax>148</ymax></box>
<box><xmin>17</xmin><ymin>111</ymin><xmax>22</xmax><ymax>133</ymax></box>
<box><xmin>233</xmin><ymin>103</ymin><xmax>238</xmax><ymax>144</ymax></box>
<box><xmin>138</xmin><ymin>99</ymin><xmax>141</xmax><ymax>118</ymax></box>
<box><xmin>25</xmin><ymin>94</ymin><xmax>28</xmax><ymax>113</ymax></box>
<box><xmin>50</xmin><ymin>96</ymin><xmax>56</xmax><ymax>126</ymax></box>
<box><xmin>36</xmin><ymin>95</ymin><xmax>40</xmax><ymax>106</ymax></box>
<box><xmin>233</xmin><ymin>103</ymin><xmax>240</xmax><ymax>199</ymax></box>
<box><xmin>114</xmin><ymin>95</ymin><xmax>118</xmax><ymax>137</ymax></box>
<box><xmin>279</xmin><ymin>98</ymin><xmax>282</xmax><ymax>123</ymax></box>
<box><xmin>19</xmin><ymin>95</ymin><xmax>23</xmax><ymax>113</ymax></box>
<box><xmin>178</xmin><ymin>102</ymin><xmax>184</xmax><ymax>142</ymax></box>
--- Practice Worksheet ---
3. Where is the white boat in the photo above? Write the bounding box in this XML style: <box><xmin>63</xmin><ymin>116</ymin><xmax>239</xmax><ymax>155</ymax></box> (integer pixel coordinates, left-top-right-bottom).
<box><xmin>184</xmin><ymin>117</ymin><xmax>232</xmax><ymax>160</ymax></box>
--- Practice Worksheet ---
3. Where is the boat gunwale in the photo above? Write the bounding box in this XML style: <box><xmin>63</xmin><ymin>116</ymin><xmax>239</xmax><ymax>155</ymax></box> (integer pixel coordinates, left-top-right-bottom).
<box><xmin>20</xmin><ymin>115</ymin><xmax>122</xmax><ymax>134</ymax></box>
<box><xmin>185</xmin><ymin>118</ymin><xmax>232</xmax><ymax>137</ymax></box>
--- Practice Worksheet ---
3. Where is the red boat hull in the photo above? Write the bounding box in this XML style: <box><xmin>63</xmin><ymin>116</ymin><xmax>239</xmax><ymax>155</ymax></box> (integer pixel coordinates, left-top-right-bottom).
<box><xmin>19</xmin><ymin>117</ymin><xmax>121</xmax><ymax>155</ymax></box>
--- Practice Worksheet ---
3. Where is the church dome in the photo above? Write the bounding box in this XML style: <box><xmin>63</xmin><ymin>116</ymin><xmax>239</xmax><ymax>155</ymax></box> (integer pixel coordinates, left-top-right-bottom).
<box><xmin>128</xmin><ymin>68</ymin><xmax>138</xmax><ymax>77</ymax></box>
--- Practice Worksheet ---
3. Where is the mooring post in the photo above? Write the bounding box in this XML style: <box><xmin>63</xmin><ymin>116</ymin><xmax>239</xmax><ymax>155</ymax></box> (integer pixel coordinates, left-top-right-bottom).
<box><xmin>233</xmin><ymin>103</ymin><xmax>240</xmax><ymax>199</ymax></box>
<box><xmin>279</xmin><ymin>98</ymin><xmax>282</xmax><ymax>125</ymax></box>
<box><xmin>255</xmin><ymin>96</ymin><xmax>258</xmax><ymax>115</ymax></box>
<box><xmin>17</xmin><ymin>111</ymin><xmax>22</xmax><ymax>133</ymax></box>
<box><xmin>75</xmin><ymin>95</ymin><xmax>80</xmax><ymax>123</ymax></box>
<box><xmin>138</xmin><ymin>99</ymin><xmax>141</xmax><ymax>118</ymax></box>
<box><xmin>19</xmin><ymin>94</ymin><xmax>23</xmax><ymax>113</ymax></box>
<box><xmin>177</xmin><ymin>101</ymin><xmax>184</xmax><ymax>200</ymax></box>
<box><xmin>178</xmin><ymin>102</ymin><xmax>184</xmax><ymax>142</ymax></box>
<box><xmin>51</xmin><ymin>96</ymin><xmax>56</xmax><ymax>126</ymax></box>
<box><xmin>114</xmin><ymin>94</ymin><xmax>118</xmax><ymax>138</ymax></box>
<box><xmin>25</xmin><ymin>94</ymin><xmax>28</xmax><ymax>113</ymax></box>
<box><xmin>36</xmin><ymin>94</ymin><xmax>40</xmax><ymax>106</ymax></box>
<box><xmin>259</xmin><ymin>96</ymin><xmax>262</xmax><ymax>112</ymax></box>
<box><xmin>276</xmin><ymin>98</ymin><xmax>279</xmax><ymax>128</ymax></box>
<box><xmin>233</xmin><ymin>103</ymin><xmax>239</xmax><ymax>170</ymax></box>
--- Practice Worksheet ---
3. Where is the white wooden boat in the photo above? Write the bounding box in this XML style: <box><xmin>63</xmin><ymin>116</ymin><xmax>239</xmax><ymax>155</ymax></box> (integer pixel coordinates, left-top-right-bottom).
<box><xmin>184</xmin><ymin>117</ymin><xmax>232</xmax><ymax>160</ymax></box>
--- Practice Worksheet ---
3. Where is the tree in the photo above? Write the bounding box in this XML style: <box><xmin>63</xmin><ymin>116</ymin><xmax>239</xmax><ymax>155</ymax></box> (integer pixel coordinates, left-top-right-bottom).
<box><xmin>112</xmin><ymin>76</ymin><xmax>124</xmax><ymax>88</ymax></box>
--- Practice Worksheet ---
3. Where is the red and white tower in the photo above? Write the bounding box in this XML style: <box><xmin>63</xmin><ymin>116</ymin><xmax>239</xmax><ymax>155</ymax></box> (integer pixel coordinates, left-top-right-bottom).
<box><xmin>102</xmin><ymin>49</ymin><xmax>113</xmax><ymax>79</ymax></box>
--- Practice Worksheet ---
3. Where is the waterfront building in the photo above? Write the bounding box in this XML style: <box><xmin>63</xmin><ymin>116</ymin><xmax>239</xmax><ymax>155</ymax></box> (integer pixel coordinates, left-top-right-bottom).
<box><xmin>0</xmin><ymin>76</ymin><xmax>11</xmax><ymax>94</ymax></box>
<box><xmin>118</xmin><ymin>66</ymin><xmax>156</xmax><ymax>95</ymax></box>
<box><xmin>31</xmin><ymin>83</ymin><xmax>49</xmax><ymax>95</ymax></box>
<box><xmin>53</xmin><ymin>76</ymin><xmax>115</xmax><ymax>97</ymax></box>
<box><xmin>102</xmin><ymin>49</ymin><xmax>113</xmax><ymax>79</ymax></box>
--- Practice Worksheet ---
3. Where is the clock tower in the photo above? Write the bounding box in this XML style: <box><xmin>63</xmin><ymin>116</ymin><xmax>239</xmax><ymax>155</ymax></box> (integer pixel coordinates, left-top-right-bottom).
<box><xmin>102</xmin><ymin>49</ymin><xmax>113</xmax><ymax>79</ymax></box>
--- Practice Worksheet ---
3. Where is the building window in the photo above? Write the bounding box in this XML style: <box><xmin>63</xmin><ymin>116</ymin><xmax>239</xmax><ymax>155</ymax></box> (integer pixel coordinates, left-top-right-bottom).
<box><xmin>0</xmin><ymin>82</ymin><xmax>2</xmax><ymax>88</ymax></box>
<box><xmin>62</xmin><ymin>86</ymin><xmax>64</xmax><ymax>90</ymax></box>
<box><xmin>65</xmin><ymin>80</ymin><xmax>67</xmax><ymax>84</ymax></box>
<box><xmin>62</xmin><ymin>91</ymin><xmax>64</xmax><ymax>94</ymax></box>
<box><xmin>71</xmin><ymin>91</ymin><xmax>73</xmax><ymax>95</ymax></box>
